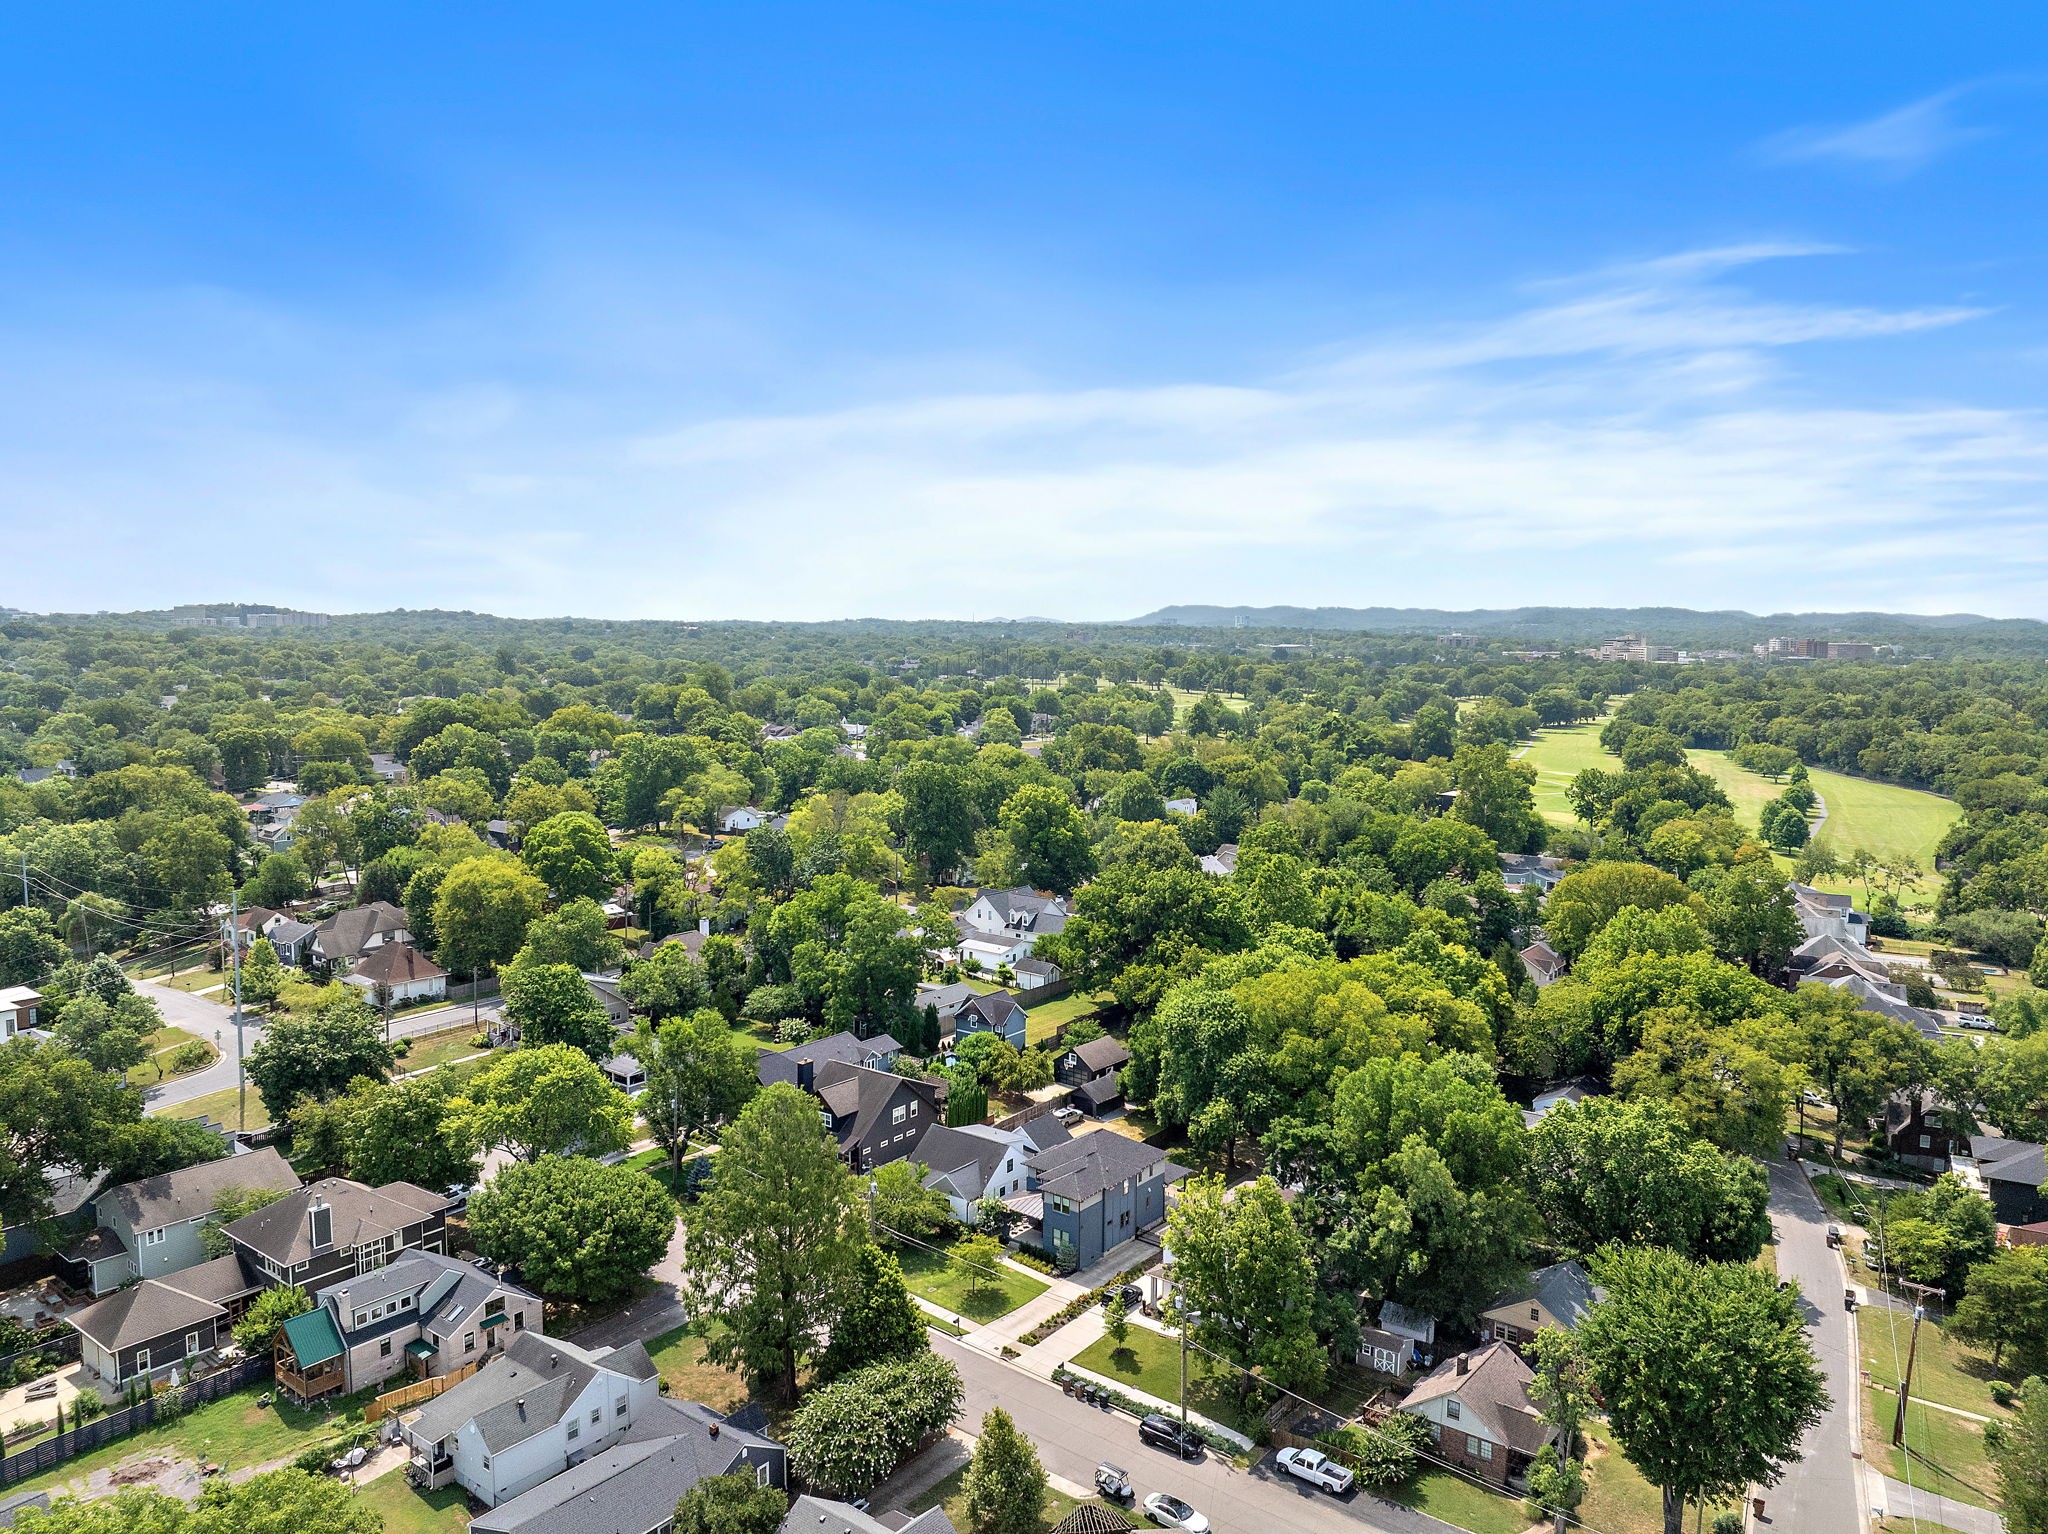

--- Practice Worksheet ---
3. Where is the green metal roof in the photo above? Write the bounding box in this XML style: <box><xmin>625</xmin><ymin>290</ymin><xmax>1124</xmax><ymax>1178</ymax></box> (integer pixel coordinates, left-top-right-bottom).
<box><xmin>279</xmin><ymin>1307</ymin><xmax>345</xmax><ymax>1369</ymax></box>
<box><xmin>404</xmin><ymin>1339</ymin><xmax>437</xmax><ymax>1359</ymax></box>
<box><xmin>478</xmin><ymin>1312</ymin><xmax>509</xmax><ymax>1327</ymax></box>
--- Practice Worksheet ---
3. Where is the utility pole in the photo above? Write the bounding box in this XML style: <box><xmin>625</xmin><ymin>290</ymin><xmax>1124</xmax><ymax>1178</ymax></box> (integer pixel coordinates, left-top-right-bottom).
<box><xmin>228</xmin><ymin>889</ymin><xmax>246</xmax><ymax>1135</ymax></box>
<box><xmin>1179</xmin><ymin>1315</ymin><xmax>1189</xmax><ymax>1441</ymax></box>
<box><xmin>19</xmin><ymin>852</ymin><xmax>28</xmax><ymax>906</ymax></box>
<box><xmin>866</xmin><ymin>1174</ymin><xmax>877</xmax><ymax>1239</ymax></box>
<box><xmin>1893</xmin><ymin>1302</ymin><xmax>1928</xmax><ymax>1446</ymax></box>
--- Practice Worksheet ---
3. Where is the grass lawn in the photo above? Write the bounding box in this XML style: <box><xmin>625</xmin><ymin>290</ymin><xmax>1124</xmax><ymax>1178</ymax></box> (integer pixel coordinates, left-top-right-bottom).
<box><xmin>397</xmin><ymin>1026</ymin><xmax>492</xmax><ymax>1076</ymax></box>
<box><xmin>1163</xmin><ymin>685</ymin><xmax>1247</xmax><ymax>715</ymax></box>
<box><xmin>9</xmin><ymin>1382</ymin><xmax>376</xmax><ymax>1501</ymax></box>
<box><xmin>1391</xmin><ymin>1469</ymin><xmax>1529</xmax><ymax>1534</ymax></box>
<box><xmin>153</xmin><ymin>968</ymin><xmax>230</xmax><ymax>994</ymax></box>
<box><xmin>1576</xmin><ymin>1420</ymin><xmax>1738</xmax><ymax>1534</ymax></box>
<box><xmin>1864</xmin><ymin>1380</ymin><xmax>2000</xmax><ymax>1512</ymax></box>
<box><xmin>1860</xmin><ymin>1316</ymin><xmax>2011</xmax><ymax>1422</ymax></box>
<box><xmin>617</xmin><ymin>1144</ymin><xmax>709</xmax><ymax>1202</ymax></box>
<box><xmin>903</xmin><ymin>1463</ymin><xmax>1118</xmax><ymax>1532</ymax></box>
<box><xmin>1020</xmin><ymin>991</ymin><xmax>1103</xmax><ymax>1045</ymax></box>
<box><xmin>352</xmin><ymin>1475</ymin><xmax>472</xmax><ymax>1534</ymax></box>
<box><xmin>1519</xmin><ymin>720</ymin><xmax>1613</xmax><ymax>826</ymax></box>
<box><xmin>125</xmin><ymin>1027</ymin><xmax>219</xmax><ymax>1086</ymax></box>
<box><xmin>165</xmin><ymin>1083</ymin><xmax>272</xmax><ymax>1132</ymax></box>
<box><xmin>1068</xmin><ymin>1327</ymin><xmax>1260</xmax><ymax>1437</ymax></box>
<box><xmin>645</xmin><ymin>1322</ymin><xmax>749</xmax><ymax>1415</ymax></box>
<box><xmin>897</xmin><ymin>1243</ymin><xmax>1049</xmax><ymax>1324</ymax></box>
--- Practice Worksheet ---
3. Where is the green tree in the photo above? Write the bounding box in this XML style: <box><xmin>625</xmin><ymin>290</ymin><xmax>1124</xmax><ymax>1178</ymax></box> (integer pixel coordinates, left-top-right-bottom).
<box><xmin>243</xmin><ymin>995</ymin><xmax>394</xmax><ymax>1118</ymax></box>
<box><xmin>961</xmin><ymin>1407</ymin><xmax>1048</xmax><ymax>1534</ymax></box>
<box><xmin>520</xmin><ymin>811</ymin><xmax>618</xmax><ymax>904</ymax></box>
<box><xmin>896</xmin><ymin>760</ymin><xmax>981</xmax><ymax>881</ymax></box>
<box><xmin>1527</xmin><ymin>1097</ymin><xmax>1770</xmax><ymax>1264</ymax></box>
<box><xmin>638</xmin><ymin>1009</ymin><xmax>760</xmax><ymax>1181</ymax></box>
<box><xmin>672</xmin><ymin>1472</ymin><xmax>787</xmax><ymax>1534</ymax></box>
<box><xmin>1611</xmin><ymin>1009</ymin><xmax>1791</xmax><ymax>1160</ymax></box>
<box><xmin>1576</xmin><ymin>1248</ymin><xmax>1828</xmax><ymax>1534</ymax></box>
<box><xmin>1791</xmin><ymin>983</ymin><xmax>1928</xmax><ymax>1157</ymax></box>
<box><xmin>433</xmin><ymin>856</ymin><xmax>546</xmax><ymax>977</ymax></box>
<box><xmin>445</xmin><ymin>1043</ymin><xmax>635</xmax><ymax>1161</ymax></box>
<box><xmin>1542</xmin><ymin>863</ymin><xmax>1704</xmax><ymax>959</ymax></box>
<box><xmin>1104</xmin><ymin>1290</ymin><xmax>1131</xmax><ymax>1353</ymax></box>
<box><xmin>996</xmin><ymin>784</ymin><xmax>1095</xmax><ymax>894</ymax></box>
<box><xmin>231</xmin><ymin>1285</ymin><xmax>311</xmax><ymax>1354</ymax></box>
<box><xmin>1036</xmin><ymin>862</ymin><xmax>1249</xmax><ymax>1013</ymax></box>
<box><xmin>242</xmin><ymin>852</ymin><xmax>313</xmax><ymax>910</ymax></box>
<box><xmin>199</xmin><ymin>1184</ymin><xmax>292</xmax><ymax>1257</ymax></box>
<box><xmin>52</xmin><ymin>993</ymin><xmax>151</xmax><ymax>1076</ymax></box>
<box><xmin>516</xmin><ymin>896</ymin><xmax>624</xmax><ymax>972</ymax></box>
<box><xmin>818</xmin><ymin>1242</ymin><xmax>929</xmax><ymax>1382</ymax></box>
<box><xmin>309</xmin><ymin>1070</ymin><xmax>478</xmax><ymax>1193</ymax></box>
<box><xmin>468</xmin><ymin>1155</ymin><xmax>676</xmax><ymax>1302</ymax></box>
<box><xmin>1165</xmin><ymin>1175</ymin><xmax>1325</xmax><ymax>1397</ymax></box>
<box><xmin>0</xmin><ymin>1040</ymin><xmax>142</xmax><ymax>1225</ymax></box>
<box><xmin>1949</xmin><ymin>1244</ymin><xmax>2048</xmax><ymax>1372</ymax></box>
<box><xmin>622</xmin><ymin>942</ymin><xmax>712</xmax><ymax>1021</ymax></box>
<box><xmin>867</xmin><ymin>1156</ymin><xmax>956</xmax><ymax>1244</ymax></box>
<box><xmin>953</xmin><ymin>1232</ymin><xmax>1005</xmax><ymax>1299</ymax></box>
<box><xmin>783</xmin><ymin>1352</ymin><xmax>964</xmax><ymax>1496</ymax></box>
<box><xmin>0</xmin><ymin>907</ymin><xmax>66</xmax><ymax>988</ymax></box>
<box><xmin>239</xmin><ymin>937</ymin><xmax>285</xmax><ymax>1009</ymax></box>
<box><xmin>1988</xmin><ymin>1375</ymin><xmax>2048</xmax><ymax>1534</ymax></box>
<box><xmin>502</xmin><ymin>959</ymin><xmax>615</xmax><ymax>1057</ymax></box>
<box><xmin>1693</xmin><ymin>861</ymin><xmax>1802</xmax><ymax>976</ymax></box>
<box><xmin>1450</xmin><ymin>742</ymin><xmax>1545</xmax><ymax>854</ymax></box>
<box><xmin>684</xmin><ymin>1083</ymin><xmax>865</xmax><ymax>1402</ymax></box>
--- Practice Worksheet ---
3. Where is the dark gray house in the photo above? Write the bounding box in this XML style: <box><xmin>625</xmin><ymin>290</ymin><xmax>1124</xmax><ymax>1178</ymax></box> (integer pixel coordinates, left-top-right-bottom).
<box><xmin>1028</xmin><ymin>1133</ymin><xmax>1183</xmax><ymax>1270</ymax></box>
<box><xmin>757</xmin><ymin>1030</ymin><xmax>903</xmax><ymax>1091</ymax></box>
<box><xmin>1966</xmin><ymin>1138</ymin><xmax>2047</xmax><ymax>1225</ymax></box>
<box><xmin>68</xmin><ymin>1253</ymin><xmax>259</xmax><ymax>1388</ymax></box>
<box><xmin>953</xmin><ymin>993</ymin><xmax>1026</xmax><ymax>1049</ymax></box>
<box><xmin>1056</xmin><ymin>1036</ymin><xmax>1130</xmax><ymax>1118</ymax></box>
<box><xmin>812</xmin><ymin>1062</ymin><xmax>944</xmax><ymax>1173</ymax></box>
<box><xmin>222</xmin><ymin>1176</ymin><xmax>450</xmax><ymax>1291</ymax></box>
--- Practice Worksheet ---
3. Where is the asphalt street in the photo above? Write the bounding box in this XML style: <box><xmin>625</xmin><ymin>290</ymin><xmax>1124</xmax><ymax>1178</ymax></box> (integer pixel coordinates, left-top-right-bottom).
<box><xmin>932</xmin><ymin>1332</ymin><xmax>1467</xmax><ymax>1534</ymax></box>
<box><xmin>1761</xmin><ymin>1159</ymin><xmax>1862</xmax><ymax>1534</ymax></box>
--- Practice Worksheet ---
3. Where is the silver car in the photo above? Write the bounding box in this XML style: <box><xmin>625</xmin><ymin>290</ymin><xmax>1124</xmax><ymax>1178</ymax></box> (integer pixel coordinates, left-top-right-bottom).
<box><xmin>1143</xmin><ymin>1492</ymin><xmax>1211</xmax><ymax>1533</ymax></box>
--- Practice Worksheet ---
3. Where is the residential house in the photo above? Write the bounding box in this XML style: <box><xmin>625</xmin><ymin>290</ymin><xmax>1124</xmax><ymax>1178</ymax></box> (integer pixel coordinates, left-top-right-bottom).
<box><xmin>404</xmin><ymin>1330</ymin><xmax>664</xmax><ymax>1507</ymax></box>
<box><xmin>14</xmin><ymin>760</ymin><xmax>76</xmax><ymax>785</ymax></box>
<box><xmin>914</xmin><ymin>981</ymin><xmax>980</xmax><ymax>1032</ymax></box>
<box><xmin>584</xmin><ymin>973</ymin><xmax>632</xmax><ymax>1029</ymax></box>
<box><xmin>58</xmin><ymin>1147</ymin><xmax>300</xmax><ymax>1297</ymax></box>
<box><xmin>0</xmin><ymin>1168</ymin><xmax>102</xmax><ymax>1269</ymax></box>
<box><xmin>916</xmin><ymin>1118</ymin><xmax>1068</xmax><ymax>1223</ymax></box>
<box><xmin>1027</xmin><ymin>1132</ymin><xmax>1184</xmax><ymax>1270</ymax></box>
<box><xmin>1198</xmin><ymin>844</ymin><xmax>1239</xmax><ymax>877</ymax></box>
<box><xmin>1499</xmin><ymin>853</ymin><xmax>1565</xmax><ymax>895</ymax></box>
<box><xmin>223</xmin><ymin>905</ymin><xmax>283</xmax><ymax>954</ymax></box>
<box><xmin>1790</xmin><ymin>931</ymin><xmax>1892</xmax><ymax>986</ymax></box>
<box><xmin>368</xmin><ymin>753</ymin><xmax>408</xmax><ymax>783</ymax></box>
<box><xmin>952</xmin><ymin>993</ymin><xmax>1027</xmax><ymax>1050</ymax></box>
<box><xmin>1517</xmin><ymin>941</ymin><xmax>1565</xmax><ymax>988</ymax></box>
<box><xmin>265</xmin><ymin>917</ymin><xmax>318</xmax><ymax>966</ymax></box>
<box><xmin>1478</xmin><ymin>1261</ymin><xmax>1601</xmax><ymax>1348</ymax></box>
<box><xmin>757</xmin><ymin>1030</ymin><xmax>903</xmax><ymax>1091</ymax></box>
<box><xmin>1788</xmin><ymin>883</ymin><xmax>1871</xmax><ymax>948</ymax></box>
<box><xmin>1354</xmin><ymin>1320</ymin><xmax>1422</xmax><ymax>1379</ymax></box>
<box><xmin>780</xmin><ymin>1497</ymin><xmax>954</xmax><ymax>1534</ymax></box>
<box><xmin>953</xmin><ymin>919</ymin><xmax>1037</xmax><ymax>977</ymax></box>
<box><xmin>1163</xmin><ymin>797</ymin><xmax>1197</xmax><ymax>817</ymax></box>
<box><xmin>1825</xmin><ymin>974</ymin><xmax>1944</xmax><ymax>1042</ymax></box>
<box><xmin>720</xmin><ymin>806</ymin><xmax>768</xmax><ymax>833</ymax></box>
<box><xmin>1881</xmin><ymin>1090</ymin><xmax>1961</xmax><ymax>1172</ymax></box>
<box><xmin>469</xmin><ymin>1398</ymin><xmax>785</xmax><ymax>1534</ymax></box>
<box><xmin>67</xmin><ymin>1253</ymin><xmax>259</xmax><ymax>1389</ymax></box>
<box><xmin>603</xmin><ymin>1048</ymin><xmax>646</xmax><ymax>1096</ymax></box>
<box><xmin>343</xmin><ymin>943</ymin><xmax>449</xmax><ymax>1009</ymax></box>
<box><xmin>958</xmin><ymin>889</ymin><xmax>1068</xmax><ymax>950</ymax></box>
<box><xmin>1056</xmin><ymin>1036</ymin><xmax>1130</xmax><ymax>1118</ymax></box>
<box><xmin>309</xmin><ymin>901</ymin><xmax>412</xmax><ymax>973</ymax></box>
<box><xmin>0</xmin><ymin>986</ymin><xmax>45</xmax><ymax>1041</ymax></box>
<box><xmin>1398</xmin><ymin>1343</ymin><xmax>1556</xmax><ymax>1489</ymax></box>
<box><xmin>274</xmin><ymin>1249</ymin><xmax>540</xmax><ymax>1403</ymax></box>
<box><xmin>1521</xmin><ymin>1076</ymin><xmax>1600</xmax><ymax>1129</ymax></box>
<box><xmin>813</xmin><ymin>1062</ymin><xmax>945</xmax><ymax>1172</ymax></box>
<box><xmin>1957</xmin><ymin>1137</ymin><xmax>2048</xmax><ymax>1225</ymax></box>
<box><xmin>221</xmin><ymin>1176</ymin><xmax>450</xmax><ymax>1292</ymax></box>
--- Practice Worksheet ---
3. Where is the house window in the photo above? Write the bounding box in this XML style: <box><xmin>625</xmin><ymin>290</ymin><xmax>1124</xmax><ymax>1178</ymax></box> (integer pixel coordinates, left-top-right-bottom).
<box><xmin>616</xmin><ymin>1399</ymin><xmax>628</xmax><ymax>1417</ymax></box>
<box><xmin>465</xmin><ymin>1334</ymin><xmax>476</xmax><ymax>1352</ymax></box>
<box><xmin>514</xmin><ymin>1313</ymin><xmax>525</xmax><ymax>1331</ymax></box>
<box><xmin>567</xmin><ymin>1421</ymin><xmax>581</xmax><ymax>1441</ymax></box>
<box><xmin>1919</xmin><ymin>1135</ymin><xmax>1931</xmax><ymax>1149</ymax></box>
<box><xmin>892</xmin><ymin>1106</ymin><xmax>907</xmax><ymax>1126</ymax></box>
<box><xmin>1471</xmin><ymin>1437</ymin><xmax>1493</xmax><ymax>1461</ymax></box>
<box><xmin>1529</xmin><ymin>1307</ymin><xmax>1540</xmax><ymax>1322</ymax></box>
<box><xmin>134</xmin><ymin>1348</ymin><xmax>151</xmax><ymax>1377</ymax></box>
<box><xmin>185</xmin><ymin>1332</ymin><xmax>201</xmax><ymax>1357</ymax></box>
<box><xmin>590</xmin><ymin>1408</ymin><xmax>601</xmax><ymax>1425</ymax></box>
<box><xmin>139</xmin><ymin>1228</ymin><xmax>166</xmax><ymax>1248</ymax></box>
<box><xmin>381</xmin><ymin>1339</ymin><xmax>393</xmax><ymax>1358</ymax></box>
<box><xmin>1445</xmin><ymin>1401</ymin><xmax>1462</xmax><ymax>1421</ymax></box>
<box><xmin>480</xmin><ymin>1456</ymin><xmax>490</xmax><ymax>1471</ymax></box>
<box><xmin>756</xmin><ymin>1462</ymin><xmax>772</xmax><ymax>1488</ymax></box>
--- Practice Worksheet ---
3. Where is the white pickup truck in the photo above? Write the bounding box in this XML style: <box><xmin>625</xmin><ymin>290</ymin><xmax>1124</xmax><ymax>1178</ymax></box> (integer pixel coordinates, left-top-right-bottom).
<box><xmin>1276</xmin><ymin>1446</ymin><xmax>1355</xmax><ymax>1494</ymax></box>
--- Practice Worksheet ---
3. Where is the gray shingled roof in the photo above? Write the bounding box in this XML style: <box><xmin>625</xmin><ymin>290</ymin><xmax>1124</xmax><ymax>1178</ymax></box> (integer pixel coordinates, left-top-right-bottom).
<box><xmin>1028</xmin><ymin>1132</ymin><xmax>1175</xmax><ymax>1201</ymax></box>
<box><xmin>68</xmin><ymin>1276</ymin><xmax>225</xmax><ymax>1351</ymax></box>
<box><xmin>311</xmin><ymin>901</ymin><xmax>409</xmax><ymax>961</ymax></box>
<box><xmin>469</xmin><ymin>1398</ymin><xmax>773</xmax><ymax>1534</ymax></box>
<box><xmin>955</xmin><ymin>993</ymin><xmax>1025</xmax><ymax>1035</ymax></box>
<box><xmin>412</xmin><ymin>1330</ymin><xmax>616</xmax><ymax>1453</ymax></box>
<box><xmin>1066</xmin><ymin>1037</ymin><xmax>1130</xmax><ymax>1075</ymax></box>
<box><xmin>758</xmin><ymin>1031</ymin><xmax>900</xmax><ymax>1089</ymax></box>
<box><xmin>224</xmin><ymin>1177</ymin><xmax>444</xmax><ymax>1267</ymax></box>
<box><xmin>1975</xmin><ymin>1138</ymin><xmax>2048</xmax><ymax>1189</ymax></box>
<box><xmin>99</xmin><ymin>1147</ymin><xmax>298</xmax><ymax>1235</ymax></box>
<box><xmin>780</xmin><ymin>1497</ymin><xmax>956</xmax><ymax>1534</ymax></box>
<box><xmin>1400</xmin><ymin>1341</ymin><xmax>1553</xmax><ymax>1458</ymax></box>
<box><xmin>1485</xmin><ymin>1260</ymin><xmax>1601</xmax><ymax>1330</ymax></box>
<box><xmin>812</xmin><ymin>1062</ymin><xmax>942</xmax><ymax>1152</ymax></box>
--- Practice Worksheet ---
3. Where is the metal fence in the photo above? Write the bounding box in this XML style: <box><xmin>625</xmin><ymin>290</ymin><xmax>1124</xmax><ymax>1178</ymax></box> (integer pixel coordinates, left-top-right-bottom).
<box><xmin>0</xmin><ymin>1356</ymin><xmax>270</xmax><ymax>1486</ymax></box>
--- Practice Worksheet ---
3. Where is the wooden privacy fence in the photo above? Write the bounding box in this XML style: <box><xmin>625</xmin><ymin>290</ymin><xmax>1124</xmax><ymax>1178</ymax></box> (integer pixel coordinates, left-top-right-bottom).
<box><xmin>365</xmin><ymin>1359</ymin><xmax>481</xmax><ymax>1422</ymax></box>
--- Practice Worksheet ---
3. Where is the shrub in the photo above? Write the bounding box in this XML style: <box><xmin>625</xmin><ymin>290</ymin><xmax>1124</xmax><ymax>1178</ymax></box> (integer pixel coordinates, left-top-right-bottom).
<box><xmin>168</xmin><ymin>1040</ymin><xmax>213</xmax><ymax>1074</ymax></box>
<box><xmin>392</xmin><ymin>1038</ymin><xmax>412</xmax><ymax>1058</ymax></box>
<box><xmin>1992</xmin><ymin>1380</ymin><xmax>2017</xmax><ymax>1408</ymax></box>
<box><xmin>1327</xmin><ymin>1412</ymin><xmax>1432</xmax><ymax>1488</ymax></box>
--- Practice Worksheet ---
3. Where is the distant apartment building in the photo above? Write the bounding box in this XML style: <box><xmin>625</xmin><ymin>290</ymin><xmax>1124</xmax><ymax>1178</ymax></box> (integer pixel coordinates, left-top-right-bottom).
<box><xmin>1758</xmin><ymin>638</ymin><xmax>1879</xmax><ymax>661</ymax></box>
<box><xmin>190</xmin><ymin>606</ymin><xmax>331</xmax><ymax>629</ymax></box>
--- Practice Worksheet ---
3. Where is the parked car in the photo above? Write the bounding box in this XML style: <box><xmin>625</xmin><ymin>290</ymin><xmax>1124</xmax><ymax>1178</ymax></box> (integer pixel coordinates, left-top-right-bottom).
<box><xmin>1105</xmin><ymin>1283</ymin><xmax>1144</xmax><ymax>1311</ymax></box>
<box><xmin>1138</xmin><ymin>1414</ymin><xmax>1205</xmax><ymax>1460</ymax></box>
<box><xmin>1053</xmin><ymin>1106</ymin><xmax>1084</xmax><ymax>1125</ymax></box>
<box><xmin>1142</xmin><ymin>1492</ymin><xmax>1211</xmax><ymax>1533</ymax></box>
<box><xmin>1276</xmin><ymin>1445</ymin><xmax>1355</xmax><ymax>1494</ymax></box>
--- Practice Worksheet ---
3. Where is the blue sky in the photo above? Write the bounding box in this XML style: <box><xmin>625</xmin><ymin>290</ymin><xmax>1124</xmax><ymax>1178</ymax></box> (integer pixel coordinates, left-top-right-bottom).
<box><xmin>3</xmin><ymin>3</ymin><xmax>2046</xmax><ymax>621</ymax></box>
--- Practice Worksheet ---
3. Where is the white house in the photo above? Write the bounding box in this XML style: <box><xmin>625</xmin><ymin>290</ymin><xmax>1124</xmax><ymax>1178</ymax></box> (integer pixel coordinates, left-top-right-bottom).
<box><xmin>406</xmin><ymin>1330</ymin><xmax>663</xmax><ymax>1507</ymax></box>
<box><xmin>915</xmin><ymin>1119</ymin><xmax>1068</xmax><ymax>1222</ymax></box>
<box><xmin>720</xmin><ymin>806</ymin><xmax>768</xmax><ymax>834</ymax></box>
<box><xmin>342</xmin><ymin>942</ymin><xmax>448</xmax><ymax>1008</ymax></box>
<box><xmin>0</xmin><ymin>986</ymin><xmax>45</xmax><ymax>1041</ymax></box>
<box><xmin>958</xmin><ymin>888</ymin><xmax>1068</xmax><ymax>945</ymax></box>
<box><xmin>1164</xmin><ymin>797</ymin><xmax>1198</xmax><ymax>816</ymax></box>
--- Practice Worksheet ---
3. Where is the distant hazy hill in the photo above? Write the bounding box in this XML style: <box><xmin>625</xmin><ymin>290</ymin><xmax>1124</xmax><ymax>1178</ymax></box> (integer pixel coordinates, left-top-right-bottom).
<box><xmin>1124</xmin><ymin>604</ymin><xmax>2039</xmax><ymax>644</ymax></box>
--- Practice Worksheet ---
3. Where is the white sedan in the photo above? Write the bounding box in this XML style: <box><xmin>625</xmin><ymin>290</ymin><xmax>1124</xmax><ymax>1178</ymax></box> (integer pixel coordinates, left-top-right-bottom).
<box><xmin>1276</xmin><ymin>1445</ymin><xmax>1355</xmax><ymax>1494</ymax></box>
<box><xmin>1142</xmin><ymin>1492</ymin><xmax>1211</xmax><ymax>1533</ymax></box>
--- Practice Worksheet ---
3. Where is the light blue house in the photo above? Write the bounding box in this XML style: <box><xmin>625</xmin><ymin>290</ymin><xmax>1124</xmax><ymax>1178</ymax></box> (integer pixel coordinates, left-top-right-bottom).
<box><xmin>1027</xmin><ymin>1132</ymin><xmax>1184</xmax><ymax>1271</ymax></box>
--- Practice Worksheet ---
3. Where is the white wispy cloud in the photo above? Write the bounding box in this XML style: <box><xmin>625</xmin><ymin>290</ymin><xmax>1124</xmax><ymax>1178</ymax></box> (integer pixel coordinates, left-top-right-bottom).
<box><xmin>1</xmin><ymin>244</ymin><xmax>2043</xmax><ymax>620</ymax></box>
<box><xmin>1761</xmin><ymin>88</ymin><xmax>1991</xmax><ymax>176</ymax></box>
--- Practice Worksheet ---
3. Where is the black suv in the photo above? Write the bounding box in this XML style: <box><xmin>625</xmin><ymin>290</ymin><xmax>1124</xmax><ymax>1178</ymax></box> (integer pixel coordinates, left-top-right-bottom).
<box><xmin>1138</xmin><ymin>1414</ymin><xmax>1205</xmax><ymax>1460</ymax></box>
